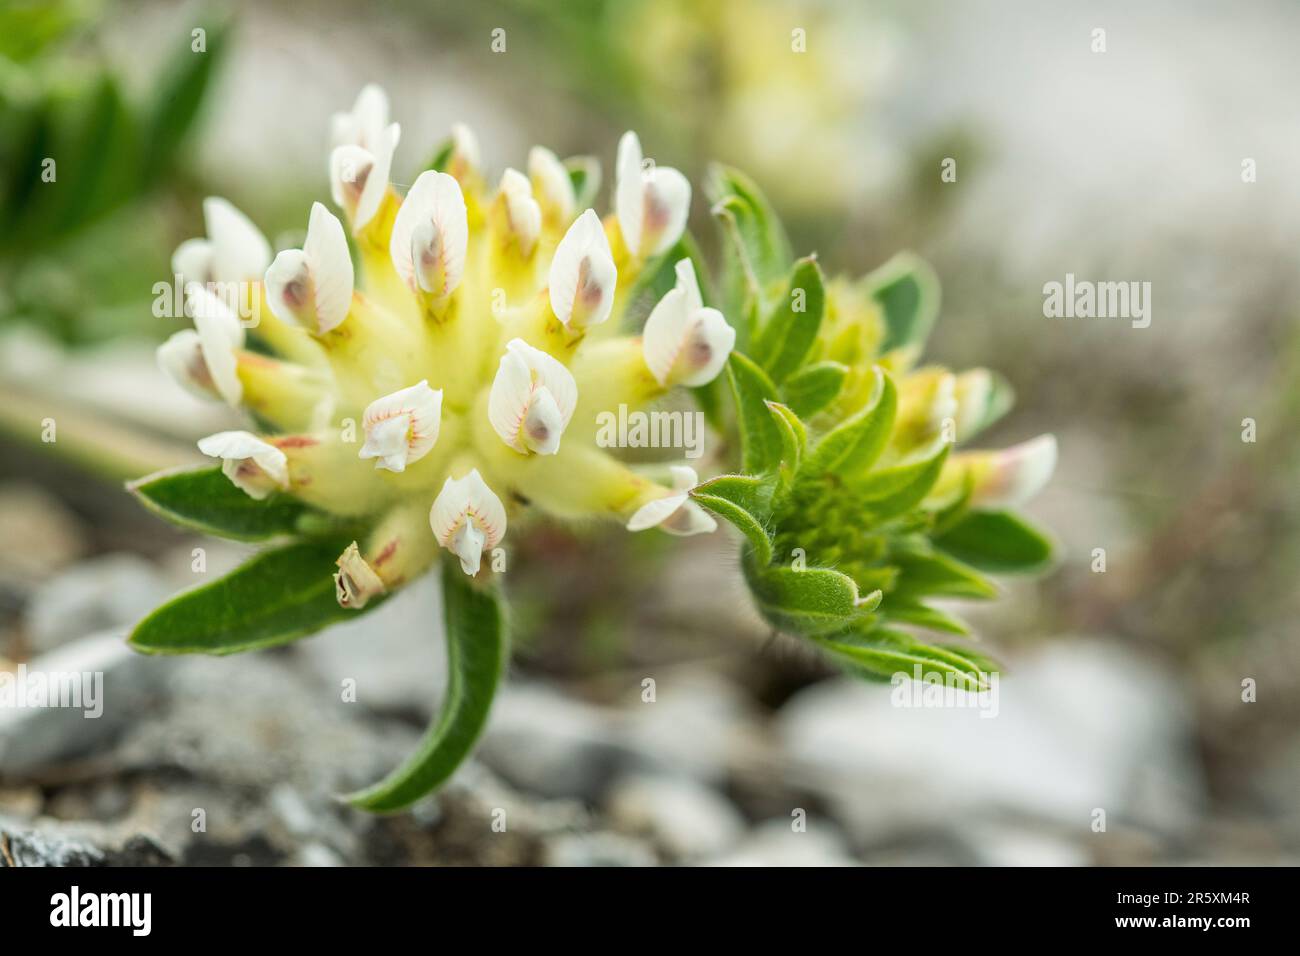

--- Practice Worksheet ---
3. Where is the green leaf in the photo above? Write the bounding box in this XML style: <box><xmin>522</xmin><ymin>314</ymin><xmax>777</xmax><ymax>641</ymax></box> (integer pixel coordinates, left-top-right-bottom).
<box><xmin>849</xmin><ymin>442</ymin><xmax>950</xmax><ymax>522</ymax></box>
<box><xmin>426</xmin><ymin>138</ymin><xmax>454</xmax><ymax>173</ymax></box>
<box><xmin>751</xmin><ymin>256</ymin><xmax>825</xmax><ymax>384</ymax></box>
<box><xmin>782</xmin><ymin>361</ymin><xmax>848</xmax><ymax>418</ymax></box>
<box><xmin>345</xmin><ymin>559</ymin><xmax>507</xmax><ymax>811</ymax></box>
<box><xmin>765</xmin><ymin>400</ymin><xmax>806</xmax><ymax>470</ymax></box>
<box><xmin>866</xmin><ymin>253</ymin><xmax>941</xmax><ymax>354</ymax></box>
<box><xmin>129</xmin><ymin>538</ymin><xmax>371</xmax><ymax>655</ymax></box>
<box><xmin>881</xmin><ymin>598</ymin><xmax>971</xmax><ymax>636</ymax></box>
<box><xmin>890</xmin><ymin>546</ymin><xmax>998</xmax><ymax>601</ymax></box>
<box><xmin>128</xmin><ymin>466</ymin><xmax>324</xmax><ymax>542</ymax></box>
<box><xmin>801</xmin><ymin>368</ymin><xmax>897</xmax><ymax>479</ymax></box>
<box><xmin>691</xmin><ymin>490</ymin><xmax>773</xmax><ymax>567</ymax></box>
<box><xmin>141</xmin><ymin>15</ymin><xmax>229</xmax><ymax>185</ymax></box>
<box><xmin>934</xmin><ymin>509</ymin><xmax>1054</xmax><ymax>574</ymax></box>
<box><xmin>707</xmin><ymin>164</ymin><xmax>792</xmax><ymax>291</ymax></box>
<box><xmin>824</xmin><ymin>628</ymin><xmax>991</xmax><ymax>691</ymax></box>
<box><xmin>727</xmin><ymin>351</ymin><xmax>783</xmax><ymax>475</ymax></box>
<box><xmin>693</xmin><ymin>472</ymin><xmax>775</xmax><ymax>518</ymax></box>
<box><xmin>743</xmin><ymin>552</ymin><xmax>880</xmax><ymax>636</ymax></box>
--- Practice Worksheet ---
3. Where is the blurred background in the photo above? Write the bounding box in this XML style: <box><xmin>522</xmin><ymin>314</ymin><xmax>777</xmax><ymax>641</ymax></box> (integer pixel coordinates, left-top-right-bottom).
<box><xmin>1</xmin><ymin>0</ymin><xmax>1297</xmax><ymax>866</ymax></box>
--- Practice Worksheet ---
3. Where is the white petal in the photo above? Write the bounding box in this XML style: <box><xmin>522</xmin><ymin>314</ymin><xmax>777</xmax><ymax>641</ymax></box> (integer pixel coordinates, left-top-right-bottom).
<box><xmin>615</xmin><ymin>130</ymin><xmax>645</xmax><ymax>256</ymax></box>
<box><xmin>669</xmin><ymin>464</ymin><xmax>699</xmax><ymax>492</ymax></box>
<box><xmin>498</xmin><ymin>168</ymin><xmax>542</xmax><ymax>256</ymax></box>
<box><xmin>390</xmin><ymin>170</ymin><xmax>468</xmax><ymax>296</ymax></box>
<box><xmin>334</xmin><ymin>541</ymin><xmax>386</xmax><ymax>609</ymax></box>
<box><xmin>186</xmin><ymin>287</ymin><xmax>244</xmax><ymax>405</ymax></box>
<box><xmin>529</xmin><ymin>146</ymin><xmax>576</xmax><ymax>224</ymax></box>
<box><xmin>674</xmin><ymin>257</ymin><xmax>703</xmax><ymax>313</ymax></box>
<box><xmin>203</xmin><ymin>197</ymin><xmax>271</xmax><ymax>283</ymax></box>
<box><xmin>197</xmin><ymin>430</ymin><xmax>288</xmax><ymax>499</ymax></box>
<box><xmin>157</xmin><ymin>329</ymin><xmax>218</xmax><ymax>401</ymax></box>
<box><xmin>430</xmin><ymin>469</ymin><xmax>507</xmax><ymax>574</ymax></box>
<box><xmin>641</xmin><ymin>166</ymin><xmax>691</xmax><ymax>257</ymax></box>
<box><xmin>548</xmin><ymin>209</ymin><xmax>616</xmax><ymax>329</ymax></box>
<box><xmin>357</xmin><ymin>122</ymin><xmax>400</xmax><ymax>231</ymax></box>
<box><xmin>304</xmin><ymin>202</ymin><xmax>354</xmax><ymax>332</ymax></box>
<box><xmin>264</xmin><ymin>249</ymin><xmax>314</xmax><ymax>328</ymax></box>
<box><xmin>330</xmin><ymin>144</ymin><xmax>371</xmax><ymax>215</ymax></box>
<box><xmin>331</xmin><ymin>84</ymin><xmax>389</xmax><ymax>150</ymax></box>
<box><xmin>974</xmin><ymin>435</ymin><xmax>1058</xmax><ymax>508</ymax></box>
<box><xmin>359</xmin><ymin>380</ymin><xmax>443</xmax><ymax>471</ymax></box>
<box><xmin>642</xmin><ymin>276</ymin><xmax>735</xmax><ymax>388</ymax></box>
<box><xmin>449</xmin><ymin>122</ymin><xmax>481</xmax><ymax>175</ymax></box>
<box><xmin>626</xmin><ymin>490</ymin><xmax>717</xmax><ymax>536</ymax></box>
<box><xmin>488</xmin><ymin>339</ymin><xmax>578</xmax><ymax>455</ymax></box>
<box><xmin>171</xmin><ymin>238</ymin><xmax>214</xmax><ymax>285</ymax></box>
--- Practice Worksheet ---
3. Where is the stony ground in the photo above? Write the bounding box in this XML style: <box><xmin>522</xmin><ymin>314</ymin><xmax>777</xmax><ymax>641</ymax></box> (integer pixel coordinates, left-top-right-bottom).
<box><xmin>2</xmin><ymin>479</ymin><xmax>1296</xmax><ymax>867</ymax></box>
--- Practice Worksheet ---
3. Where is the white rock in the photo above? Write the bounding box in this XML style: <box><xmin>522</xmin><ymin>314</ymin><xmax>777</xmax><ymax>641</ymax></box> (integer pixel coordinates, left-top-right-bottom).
<box><xmin>25</xmin><ymin>554</ymin><xmax>171</xmax><ymax>652</ymax></box>
<box><xmin>606</xmin><ymin>774</ymin><xmax>745</xmax><ymax>861</ymax></box>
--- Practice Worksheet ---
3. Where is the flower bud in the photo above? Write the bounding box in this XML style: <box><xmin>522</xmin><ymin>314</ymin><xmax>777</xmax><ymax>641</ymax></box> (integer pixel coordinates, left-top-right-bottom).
<box><xmin>969</xmin><ymin>434</ymin><xmax>1058</xmax><ymax>508</ymax></box>
<box><xmin>615</xmin><ymin>130</ymin><xmax>690</xmax><ymax>258</ymax></box>
<box><xmin>172</xmin><ymin>287</ymin><xmax>245</xmax><ymax>405</ymax></box>
<box><xmin>330</xmin><ymin>122</ymin><xmax>400</xmax><ymax>233</ymax></box>
<box><xmin>390</xmin><ymin>170</ymin><xmax>468</xmax><ymax>298</ymax></box>
<box><xmin>528</xmin><ymin>146</ymin><xmax>576</xmax><ymax>227</ymax></box>
<box><xmin>489</xmin><ymin>339</ymin><xmax>578</xmax><ymax>455</ymax></box>
<box><xmin>495</xmin><ymin>168</ymin><xmax>542</xmax><ymax>257</ymax></box>
<box><xmin>430</xmin><ymin>469</ymin><xmax>507</xmax><ymax>575</ymax></box>
<box><xmin>549</xmin><ymin>209</ymin><xmax>616</xmax><ymax>329</ymax></box>
<box><xmin>265</xmin><ymin>202</ymin><xmax>354</xmax><ymax>334</ymax></box>
<box><xmin>359</xmin><ymin>380</ymin><xmax>444</xmax><ymax>472</ymax></box>
<box><xmin>197</xmin><ymin>430</ymin><xmax>289</xmax><ymax>499</ymax></box>
<box><xmin>642</xmin><ymin>259</ymin><xmax>735</xmax><ymax>387</ymax></box>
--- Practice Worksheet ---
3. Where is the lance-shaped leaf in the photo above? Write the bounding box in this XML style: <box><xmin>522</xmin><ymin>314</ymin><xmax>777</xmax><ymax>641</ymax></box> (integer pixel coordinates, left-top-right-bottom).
<box><xmin>849</xmin><ymin>442</ymin><xmax>950</xmax><ymax>523</ymax></box>
<box><xmin>129</xmin><ymin>538</ymin><xmax>373</xmax><ymax>655</ymax></box>
<box><xmin>866</xmin><ymin>253</ymin><xmax>941</xmax><ymax>354</ymax></box>
<box><xmin>889</xmin><ymin>545</ymin><xmax>998</xmax><ymax>602</ymax></box>
<box><xmin>783</xmin><ymin>361</ymin><xmax>848</xmax><ymax>418</ymax></box>
<box><xmin>345</xmin><ymin>558</ymin><xmax>507</xmax><ymax>811</ymax></box>
<box><xmin>742</xmin><ymin>552</ymin><xmax>881</xmax><ymax>636</ymax></box>
<box><xmin>934</xmin><ymin>509</ymin><xmax>1054</xmax><ymax>574</ymax></box>
<box><xmin>707</xmin><ymin>164</ymin><xmax>793</xmax><ymax>293</ymax></box>
<box><xmin>692</xmin><ymin>472</ymin><xmax>775</xmax><ymax>566</ymax></box>
<box><xmin>751</xmin><ymin>257</ymin><xmax>825</xmax><ymax>385</ymax></box>
<box><xmin>880</xmin><ymin>597</ymin><xmax>971</xmax><ymax>636</ymax></box>
<box><xmin>727</xmin><ymin>352</ymin><xmax>783</xmax><ymax>475</ymax></box>
<box><xmin>800</xmin><ymin>368</ymin><xmax>897</xmax><ymax>480</ymax></box>
<box><xmin>128</xmin><ymin>466</ymin><xmax>326</xmax><ymax>542</ymax></box>
<box><xmin>821</xmin><ymin>626</ymin><xmax>993</xmax><ymax>692</ymax></box>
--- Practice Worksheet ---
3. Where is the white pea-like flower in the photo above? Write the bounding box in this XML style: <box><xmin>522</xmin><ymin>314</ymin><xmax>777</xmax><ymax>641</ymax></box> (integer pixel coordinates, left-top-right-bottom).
<box><xmin>265</xmin><ymin>202</ymin><xmax>355</xmax><ymax>335</ymax></box>
<box><xmin>497</xmin><ymin>168</ymin><xmax>542</xmax><ymax>257</ymax></box>
<box><xmin>390</xmin><ymin>170</ymin><xmax>469</xmax><ymax>298</ymax></box>
<box><xmin>197</xmin><ymin>430</ymin><xmax>289</xmax><ymax>500</ymax></box>
<box><xmin>548</xmin><ymin>209</ymin><xmax>616</xmax><ymax>329</ymax></box>
<box><xmin>358</xmin><ymin>380</ymin><xmax>444</xmax><ymax>473</ymax></box>
<box><xmin>615</xmin><ymin>130</ymin><xmax>690</xmax><ymax>259</ymax></box>
<box><xmin>330</xmin><ymin>122</ymin><xmax>401</xmax><ymax>233</ymax></box>
<box><xmin>171</xmin><ymin>196</ymin><xmax>272</xmax><ymax>287</ymax></box>
<box><xmin>330</xmin><ymin>83</ymin><xmax>390</xmax><ymax>152</ymax></box>
<box><xmin>157</xmin><ymin>286</ymin><xmax>245</xmax><ymax>405</ymax></box>
<box><xmin>489</xmin><ymin>339</ymin><xmax>578</xmax><ymax>456</ymax></box>
<box><xmin>642</xmin><ymin>259</ymin><xmax>736</xmax><ymax>387</ymax></box>
<box><xmin>626</xmin><ymin>465</ymin><xmax>717</xmax><ymax>536</ymax></box>
<box><xmin>528</xmin><ymin>145</ymin><xmax>576</xmax><ymax>226</ymax></box>
<box><xmin>430</xmin><ymin>469</ymin><xmax>508</xmax><ymax>575</ymax></box>
<box><xmin>447</xmin><ymin>122</ymin><xmax>481</xmax><ymax>179</ymax></box>
<box><xmin>970</xmin><ymin>434</ymin><xmax>1058</xmax><ymax>508</ymax></box>
<box><xmin>333</xmin><ymin>541</ymin><xmax>386</xmax><ymax>610</ymax></box>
